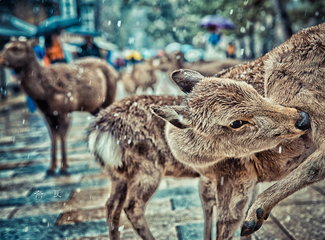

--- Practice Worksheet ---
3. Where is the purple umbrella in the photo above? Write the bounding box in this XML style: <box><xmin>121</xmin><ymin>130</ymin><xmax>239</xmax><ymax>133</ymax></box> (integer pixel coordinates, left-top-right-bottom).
<box><xmin>200</xmin><ymin>15</ymin><xmax>235</xmax><ymax>31</ymax></box>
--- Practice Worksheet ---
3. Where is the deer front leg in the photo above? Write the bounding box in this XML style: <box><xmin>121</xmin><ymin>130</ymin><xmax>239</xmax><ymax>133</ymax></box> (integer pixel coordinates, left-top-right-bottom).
<box><xmin>44</xmin><ymin>114</ymin><xmax>59</xmax><ymax>175</ymax></box>
<box><xmin>241</xmin><ymin>150</ymin><xmax>325</xmax><ymax>236</ymax></box>
<box><xmin>58</xmin><ymin>114</ymin><xmax>71</xmax><ymax>174</ymax></box>
<box><xmin>199</xmin><ymin>177</ymin><xmax>216</xmax><ymax>240</ymax></box>
<box><xmin>215</xmin><ymin>175</ymin><xmax>255</xmax><ymax>240</ymax></box>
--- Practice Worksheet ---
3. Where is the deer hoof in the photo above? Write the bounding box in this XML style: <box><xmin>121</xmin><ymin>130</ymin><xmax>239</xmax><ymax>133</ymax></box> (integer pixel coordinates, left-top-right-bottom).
<box><xmin>241</xmin><ymin>220</ymin><xmax>256</xmax><ymax>236</ymax></box>
<box><xmin>59</xmin><ymin>168</ymin><xmax>69</xmax><ymax>176</ymax></box>
<box><xmin>46</xmin><ymin>169</ymin><xmax>56</xmax><ymax>176</ymax></box>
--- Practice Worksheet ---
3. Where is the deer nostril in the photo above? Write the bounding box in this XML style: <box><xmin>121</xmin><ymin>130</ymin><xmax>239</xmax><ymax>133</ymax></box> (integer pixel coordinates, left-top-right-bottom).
<box><xmin>295</xmin><ymin>111</ymin><xmax>311</xmax><ymax>130</ymax></box>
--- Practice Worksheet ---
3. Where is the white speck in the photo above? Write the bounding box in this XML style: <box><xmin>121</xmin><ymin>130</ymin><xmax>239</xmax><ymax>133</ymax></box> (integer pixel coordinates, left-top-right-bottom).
<box><xmin>117</xmin><ymin>20</ymin><xmax>122</xmax><ymax>27</ymax></box>
<box><xmin>22</xmin><ymin>119</ymin><xmax>25</xmax><ymax>125</ymax></box>
<box><xmin>278</xmin><ymin>145</ymin><xmax>282</xmax><ymax>154</ymax></box>
<box><xmin>23</xmin><ymin>226</ymin><xmax>29</xmax><ymax>232</ymax></box>
<box><xmin>107</xmin><ymin>20</ymin><xmax>111</xmax><ymax>26</ymax></box>
<box><xmin>76</xmin><ymin>188</ymin><xmax>81</xmax><ymax>193</ymax></box>
<box><xmin>42</xmin><ymin>218</ymin><xmax>47</xmax><ymax>223</ymax></box>
<box><xmin>220</xmin><ymin>176</ymin><xmax>224</xmax><ymax>186</ymax></box>
<box><xmin>132</xmin><ymin>102</ymin><xmax>138</xmax><ymax>107</ymax></box>
<box><xmin>53</xmin><ymin>110</ymin><xmax>58</xmax><ymax>116</ymax></box>
<box><xmin>117</xmin><ymin>140</ymin><xmax>120</xmax><ymax>145</ymax></box>
<box><xmin>114</xmin><ymin>113</ymin><xmax>119</xmax><ymax>117</ymax></box>
<box><xmin>230</xmin><ymin>9</ymin><xmax>233</xmax><ymax>15</ymax></box>
<box><xmin>67</xmin><ymin>92</ymin><xmax>72</xmax><ymax>97</ymax></box>
<box><xmin>118</xmin><ymin>225</ymin><xmax>124</xmax><ymax>232</ymax></box>
<box><xmin>127</xmin><ymin>139</ymin><xmax>132</xmax><ymax>145</ymax></box>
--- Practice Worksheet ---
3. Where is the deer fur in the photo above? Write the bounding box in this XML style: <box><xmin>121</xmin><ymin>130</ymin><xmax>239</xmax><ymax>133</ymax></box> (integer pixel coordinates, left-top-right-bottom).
<box><xmin>0</xmin><ymin>39</ymin><xmax>118</xmax><ymax>174</ymax></box>
<box><xmin>121</xmin><ymin>59</ymin><xmax>157</xmax><ymax>94</ymax></box>
<box><xmin>88</xmin><ymin>72</ymin><xmax>311</xmax><ymax>240</ymax></box>
<box><xmin>207</xmin><ymin>23</ymin><xmax>325</xmax><ymax>236</ymax></box>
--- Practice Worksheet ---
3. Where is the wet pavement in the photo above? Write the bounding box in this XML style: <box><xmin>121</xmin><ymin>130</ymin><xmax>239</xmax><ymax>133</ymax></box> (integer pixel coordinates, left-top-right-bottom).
<box><xmin>0</xmin><ymin>84</ymin><xmax>325</xmax><ymax>240</ymax></box>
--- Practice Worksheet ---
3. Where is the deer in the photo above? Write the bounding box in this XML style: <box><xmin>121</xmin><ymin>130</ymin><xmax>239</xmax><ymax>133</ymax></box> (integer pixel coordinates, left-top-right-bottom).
<box><xmin>120</xmin><ymin>59</ymin><xmax>157</xmax><ymax>95</ymax></box>
<box><xmin>0</xmin><ymin>39</ymin><xmax>118</xmax><ymax>175</ymax></box>
<box><xmin>158</xmin><ymin>50</ymin><xmax>244</xmax><ymax>76</ymax></box>
<box><xmin>204</xmin><ymin>23</ymin><xmax>325</xmax><ymax>236</ymax></box>
<box><xmin>88</xmin><ymin>68</ymin><xmax>312</xmax><ymax>240</ymax></box>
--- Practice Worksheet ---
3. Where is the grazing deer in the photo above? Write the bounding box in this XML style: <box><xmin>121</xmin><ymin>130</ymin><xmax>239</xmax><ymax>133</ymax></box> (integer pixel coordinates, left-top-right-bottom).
<box><xmin>88</xmin><ymin>69</ymin><xmax>311</xmax><ymax>240</ymax></box>
<box><xmin>0</xmin><ymin>39</ymin><xmax>118</xmax><ymax>174</ymax></box>
<box><xmin>205</xmin><ymin>23</ymin><xmax>324</xmax><ymax>236</ymax></box>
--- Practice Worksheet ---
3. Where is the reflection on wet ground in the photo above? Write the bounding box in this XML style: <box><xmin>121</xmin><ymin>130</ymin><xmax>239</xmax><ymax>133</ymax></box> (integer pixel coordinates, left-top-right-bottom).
<box><xmin>0</xmin><ymin>89</ymin><xmax>325</xmax><ymax>239</ymax></box>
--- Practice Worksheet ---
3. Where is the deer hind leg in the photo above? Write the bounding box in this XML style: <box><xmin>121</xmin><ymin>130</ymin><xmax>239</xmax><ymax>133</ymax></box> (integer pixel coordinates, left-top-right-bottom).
<box><xmin>58</xmin><ymin>114</ymin><xmax>71</xmax><ymax>174</ymax></box>
<box><xmin>215</xmin><ymin>175</ymin><xmax>255</xmax><ymax>240</ymax></box>
<box><xmin>123</xmin><ymin>166</ymin><xmax>161</xmax><ymax>240</ymax></box>
<box><xmin>241</xmin><ymin>150</ymin><xmax>325</xmax><ymax>236</ymax></box>
<box><xmin>106</xmin><ymin>179</ymin><xmax>128</xmax><ymax>240</ymax></box>
<box><xmin>199</xmin><ymin>177</ymin><xmax>216</xmax><ymax>240</ymax></box>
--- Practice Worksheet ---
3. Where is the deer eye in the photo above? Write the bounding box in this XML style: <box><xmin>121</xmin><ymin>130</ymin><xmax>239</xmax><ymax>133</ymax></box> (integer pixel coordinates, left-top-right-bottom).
<box><xmin>229</xmin><ymin>120</ymin><xmax>249</xmax><ymax>129</ymax></box>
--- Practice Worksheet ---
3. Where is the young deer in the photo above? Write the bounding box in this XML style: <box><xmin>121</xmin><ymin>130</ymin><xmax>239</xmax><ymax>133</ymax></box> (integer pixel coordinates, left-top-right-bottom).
<box><xmin>88</xmin><ymin>69</ymin><xmax>311</xmax><ymax>240</ymax></box>
<box><xmin>0</xmin><ymin>39</ymin><xmax>118</xmax><ymax>174</ymax></box>
<box><xmin>209</xmin><ymin>23</ymin><xmax>325</xmax><ymax>236</ymax></box>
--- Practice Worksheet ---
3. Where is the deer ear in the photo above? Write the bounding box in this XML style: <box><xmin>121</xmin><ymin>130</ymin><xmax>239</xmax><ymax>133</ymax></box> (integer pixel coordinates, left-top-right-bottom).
<box><xmin>151</xmin><ymin>105</ymin><xmax>190</xmax><ymax>129</ymax></box>
<box><xmin>170</xmin><ymin>69</ymin><xmax>204</xmax><ymax>93</ymax></box>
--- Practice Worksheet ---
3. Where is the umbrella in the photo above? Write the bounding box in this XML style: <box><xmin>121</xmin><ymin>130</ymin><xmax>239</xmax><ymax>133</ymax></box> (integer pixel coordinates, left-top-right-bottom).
<box><xmin>66</xmin><ymin>26</ymin><xmax>101</xmax><ymax>37</ymax></box>
<box><xmin>0</xmin><ymin>14</ymin><xmax>37</xmax><ymax>38</ymax></box>
<box><xmin>200</xmin><ymin>15</ymin><xmax>235</xmax><ymax>31</ymax></box>
<box><xmin>37</xmin><ymin>16</ymin><xmax>81</xmax><ymax>36</ymax></box>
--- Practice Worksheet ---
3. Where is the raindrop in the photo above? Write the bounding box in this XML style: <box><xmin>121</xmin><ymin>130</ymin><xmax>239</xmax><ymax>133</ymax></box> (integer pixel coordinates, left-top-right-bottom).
<box><xmin>114</xmin><ymin>113</ymin><xmax>119</xmax><ymax>117</ymax></box>
<box><xmin>67</xmin><ymin>92</ymin><xmax>72</xmax><ymax>97</ymax></box>
<box><xmin>117</xmin><ymin>20</ymin><xmax>122</xmax><ymax>27</ymax></box>
<box><xmin>42</xmin><ymin>218</ymin><xmax>47</xmax><ymax>223</ymax></box>
<box><xmin>53</xmin><ymin>110</ymin><xmax>58</xmax><ymax>116</ymax></box>
<box><xmin>220</xmin><ymin>176</ymin><xmax>224</xmax><ymax>186</ymax></box>
<box><xmin>23</xmin><ymin>226</ymin><xmax>29</xmax><ymax>232</ymax></box>
<box><xmin>117</xmin><ymin>140</ymin><xmax>120</xmax><ymax>145</ymax></box>
<box><xmin>107</xmin><ymin>20</ymin><xmax>111</xmax><ymax>26</ymax></box>
<box><xmin>76</xmin><ymin>188</ymin><xmax>81</xmax><ymax>193</ymax></box>
<box><xmin>118</xmin><ymin>225</ymin><xmax>125</xmax><ymax>232</ymax></box>
<box><xmin>240</xmin><ymin>27</ymin><xmax>246</xmax><ymax>33</ymax></box>
<box><xmin>172</xmin><ymin>27</ymin><xmax>177</xmax><ymax>32</ymax></box>
<box><xmin>127</xmin><ymin>139</ymin><xmax>132</xmax><ymax>145</ymax></box>
<box><xmin>22</xmin><ymin>119</ymin><xmax>25</xmax><ymax>125</ymax></box>
<box><xmin>230</xmin><ymin>9</ymin><xmax>233</xmax><ymax>15</ymax></box>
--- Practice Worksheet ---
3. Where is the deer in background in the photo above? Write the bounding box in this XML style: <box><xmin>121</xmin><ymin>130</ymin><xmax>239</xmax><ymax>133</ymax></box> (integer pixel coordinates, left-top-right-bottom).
<box><xmin>0</xmin><ymin>39</ymin><xmax>118</xmax><ymax>175</ymax></box>
<box><xmin>120</xmin><ymin>59</ymin><xmax>157</xmax><ymax>94</ymax></box>
<box><xmin>158</xmin><ymin>50</ymin><xmax>244</xmax><ymax>76</ymax></box>
<box><xmin>88</xmin><ymin>68</ymin><xmax>312</xmax><ymax>240</ymax></box>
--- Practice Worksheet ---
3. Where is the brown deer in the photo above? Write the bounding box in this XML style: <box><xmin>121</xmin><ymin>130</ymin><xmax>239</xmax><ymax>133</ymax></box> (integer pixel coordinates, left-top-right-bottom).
<box><xmin>121</xmin><ymin>59</ymin><xmax>157</xmax><ymax>94</ymax></box>
<box><xmin>88</xmin><ymin>70</ymin><xmax>311</xmax><ymax>240</ymax></box>
<box><xmin>158</xmin><ymin>50</ymin><xmax>244</xmax><ymax>76</ymax></box>
<box><xmin>205</xmin><ymin>23</ymin><xmax>325</xmax><ymax>236</ymax></box>
<box><xmin>0</xmin><ymin>39</ymin><xmax>118</xmax><ymax>175</ymax></box>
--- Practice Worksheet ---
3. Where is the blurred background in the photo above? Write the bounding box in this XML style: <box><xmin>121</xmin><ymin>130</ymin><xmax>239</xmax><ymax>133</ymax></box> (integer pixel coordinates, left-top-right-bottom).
<box><xmin>0</xmin><ymin>0</ymin><xmax>324</xmax><ymax>100</ymax></box>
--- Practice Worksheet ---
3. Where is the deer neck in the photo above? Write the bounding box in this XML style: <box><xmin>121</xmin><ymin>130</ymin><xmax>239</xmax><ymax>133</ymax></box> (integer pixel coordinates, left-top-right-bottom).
<box><xmin>16</xmin><ymin>59</ymin><xmax>47</xmax><ymax>100</ymax></box>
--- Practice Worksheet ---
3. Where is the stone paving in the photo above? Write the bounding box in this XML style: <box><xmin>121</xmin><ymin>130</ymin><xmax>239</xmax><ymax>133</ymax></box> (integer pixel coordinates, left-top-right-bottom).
<box><xmin>0</xmin><ymin>93</ymin><xmax>325</xmax><ymax>240</ymax></box>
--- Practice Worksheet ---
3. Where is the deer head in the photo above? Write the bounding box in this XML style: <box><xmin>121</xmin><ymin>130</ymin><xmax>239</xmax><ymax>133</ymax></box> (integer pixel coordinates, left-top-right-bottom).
<box><xmin>152</xmin><ymin>69</ymin><xmax>310</xmax><ymax>167</ymax></box>
<box><xmin>0</xmin><ymin>39</ymin><xmax>36</xmax><ymax>69</ymax></box>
